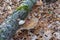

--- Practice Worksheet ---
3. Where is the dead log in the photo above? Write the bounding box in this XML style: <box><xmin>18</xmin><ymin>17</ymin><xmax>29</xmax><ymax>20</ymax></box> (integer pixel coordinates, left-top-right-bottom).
<box><xmin>0</xmin><ymin>0</ymin><xmax>37</xmax><ymax>40</ymax></box>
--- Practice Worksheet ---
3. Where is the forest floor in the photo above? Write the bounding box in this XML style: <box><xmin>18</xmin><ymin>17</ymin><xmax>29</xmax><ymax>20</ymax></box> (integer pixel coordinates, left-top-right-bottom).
<box><xmin>0</xmin><ymin>0</ymin><xmax>60</xmax><ymax>40</ymax></box>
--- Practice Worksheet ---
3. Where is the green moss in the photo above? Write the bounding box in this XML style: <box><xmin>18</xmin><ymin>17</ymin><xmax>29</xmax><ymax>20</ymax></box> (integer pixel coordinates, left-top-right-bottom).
<box><xmin>0</xmin><ymin>30</ymin><xmax>3</xmax><ymax>33</ymax></box>
<box><xmin>0</xmin><ymin>37</ymin><xmax>4</xmax><ymax>40</ymax></box>
<box><xmin>31</xmin><ymin>0</ymin><xmax>33</xmax><ymax>2</ymax></box>
<box><xmin>16</xmin><ymin>5</ymin><xmax>30</xmax><ymax>12</ymax></box>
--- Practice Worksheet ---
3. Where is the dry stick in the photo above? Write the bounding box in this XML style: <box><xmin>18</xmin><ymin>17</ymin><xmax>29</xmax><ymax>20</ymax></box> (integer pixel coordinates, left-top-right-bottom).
<box><xmin>0</xmin><ymin>0</ymin><xmax>37</xmax><ymax>40</ymax></box>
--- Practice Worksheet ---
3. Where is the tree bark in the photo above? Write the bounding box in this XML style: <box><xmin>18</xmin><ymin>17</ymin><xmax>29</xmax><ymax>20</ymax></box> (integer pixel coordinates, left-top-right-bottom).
<box><xmin>0</xmin><ymin>0</ymin><xmax>37</xmax><ymax>40</ymax></box>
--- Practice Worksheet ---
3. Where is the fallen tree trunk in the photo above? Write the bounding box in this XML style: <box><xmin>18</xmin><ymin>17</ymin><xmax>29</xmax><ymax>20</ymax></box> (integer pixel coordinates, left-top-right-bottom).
<box><xmin>0</xmin><ymin>0</ymin><xmax>37</xmax><ymax>40</ymax></box>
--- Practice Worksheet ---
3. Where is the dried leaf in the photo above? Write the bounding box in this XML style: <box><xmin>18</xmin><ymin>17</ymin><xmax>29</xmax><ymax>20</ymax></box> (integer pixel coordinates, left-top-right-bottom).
<box><xmin>23</xmin><ymin>18</ymin><xmax>39</xmax><ymax>29</ymax></box>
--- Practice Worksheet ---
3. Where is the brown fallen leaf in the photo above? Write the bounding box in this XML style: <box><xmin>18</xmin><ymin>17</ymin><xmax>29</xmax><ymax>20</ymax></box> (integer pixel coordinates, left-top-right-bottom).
<box><xmin>0</xmin><ymin>0</ymin><xmax>2</xmax><ymax>3</ymax></box>
<box><xmin>32</xmin><ymin>0</ymin><xmax>43</xmax><ymax>11</ymax></box>
<box><xmin>23</xmin><ymin>18</ymin><xmax>39</xmax><ymax>29</ymax></box>
<box><xmin>0</xmin><ymin>18</ymin><xmax>4</xmax><ymax>24</ymax></box>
